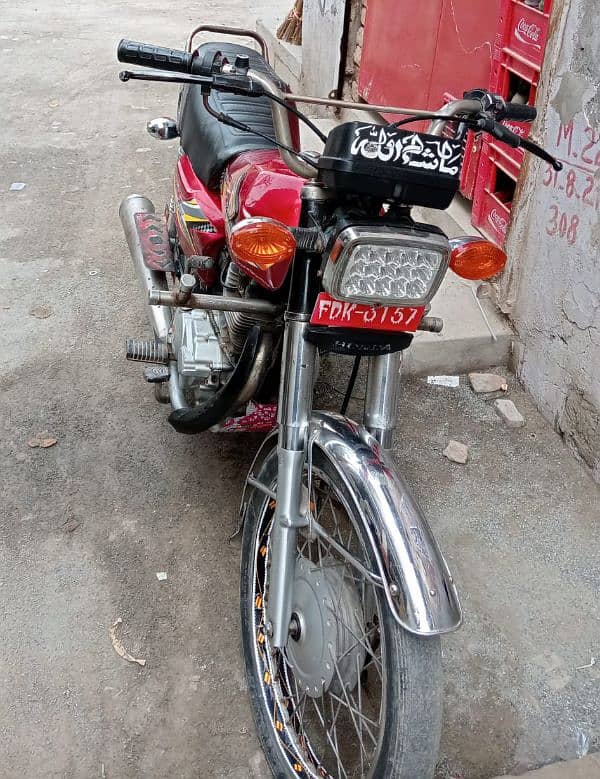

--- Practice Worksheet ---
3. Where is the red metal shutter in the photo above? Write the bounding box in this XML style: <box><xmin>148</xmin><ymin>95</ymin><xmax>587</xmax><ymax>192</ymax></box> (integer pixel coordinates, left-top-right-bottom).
<box><xmin>359</xmin><ymin>0</ymin><xmax>501</xmax><ymax>118</ymax></box>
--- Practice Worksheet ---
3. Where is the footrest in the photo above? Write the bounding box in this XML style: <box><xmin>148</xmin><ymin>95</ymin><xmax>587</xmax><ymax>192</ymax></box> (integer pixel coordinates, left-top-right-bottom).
<box><xmin>134</xmin><ymin>212</ymin><xmax>176</xmax><ymax>272</ymax></box>
<box><xmin>126</xmin><ymin>337</ymin><xmax>169</xmax><ymax>364</ymax></box>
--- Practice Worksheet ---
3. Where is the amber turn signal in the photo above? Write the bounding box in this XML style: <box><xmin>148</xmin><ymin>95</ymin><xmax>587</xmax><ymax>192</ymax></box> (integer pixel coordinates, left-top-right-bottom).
<box><xmin>449</xmin><ymin>239</ymin><xmax>507</xmax><ymax>281</ymax></box>
<box><xmin>230</xmin><ymin>218</ymin><xmax>296</xmax><ymax>270</ymax></box>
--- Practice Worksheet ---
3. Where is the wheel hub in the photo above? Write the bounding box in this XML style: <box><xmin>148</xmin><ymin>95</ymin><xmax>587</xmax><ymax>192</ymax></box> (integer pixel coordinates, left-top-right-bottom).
<box><xmin>286</xmin><ymin>555</ymin><xmax>366</xmax><ymax>699</ymax></box>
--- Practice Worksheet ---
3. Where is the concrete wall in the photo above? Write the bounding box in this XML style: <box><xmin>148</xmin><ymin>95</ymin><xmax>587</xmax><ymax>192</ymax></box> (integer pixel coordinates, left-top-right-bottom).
<box><xmin>301</xmin><ymin>0</ymin><xmax>347</xmax><ymax>97</ymax></box>
<box><xmin>342</xmin><ymin>0</ymin><xmax>366</xmax><ymax>101</ymax></box>
<box><xmin>500</xmin><ymin>0</ymin><xmax>600</xmax><ymax>481</ymax></box>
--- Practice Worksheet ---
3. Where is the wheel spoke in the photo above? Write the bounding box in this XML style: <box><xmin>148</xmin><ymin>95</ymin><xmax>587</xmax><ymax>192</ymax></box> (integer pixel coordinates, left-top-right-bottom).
<box><xmin>316</xmin><ymin>534</ymin><xmax>325</xmax><ymax>568</ymax></box>
<box><xmin>335</xmin><ymin>622</ymin><xmax>379</xmax><ymax>668</ymax></box>
<box><xmin>325</xmin><ymin>605</ymin><xmax>383</xmax><ymax>679</ymax></box>
<box><xmin>328</xmin><ymin>694</ymin><xmax>347</xmax><ymax>779</ymax></box>
<box><xmin>298</xmin><ymin>535</ymin><xmax>309</xmax><ymax>558</ymax></box>
<box><xmin>347</xmin><ymin>520</ymin><xmax>355</xmax><ymax>551</ymax></box>
<box><xmin>329</xmin><ymin>647</ymin><xmax>371</xmax><ymax>762</ymax></box>
<box><xmin>356</xmin><ymin>652</ymin><xmax>364</xmax><ymax>735</ymax></box>
<box><xmin>310</xmin><ymin>696</ymin><xmax>349</xmax><ymax>779</ymax></box>
<box><xmin>326</xmin><ymin>689</ymin><xmax>380</xmax><ymax>743</ymax></box>
<box><xmin>327</xmin><ymin>495</ymin><xmax>346</xmax><ymax>546</ymax></box>
<box><xmin>308</xmin><ymin>557</ymin><xmax>366</xmax><ymax>586</ymax></box>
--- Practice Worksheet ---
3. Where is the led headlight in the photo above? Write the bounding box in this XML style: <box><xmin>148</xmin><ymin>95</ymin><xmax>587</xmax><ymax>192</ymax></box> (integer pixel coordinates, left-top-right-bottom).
<box><xmin>322</xmin><ymin>225</ymin><xmax>450</xmax><ymax>307</ymax></box>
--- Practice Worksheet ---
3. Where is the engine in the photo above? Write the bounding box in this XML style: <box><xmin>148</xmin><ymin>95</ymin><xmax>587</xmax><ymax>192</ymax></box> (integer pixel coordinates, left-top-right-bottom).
<box><xmin>171</xmin><ymin>308</ymin><xmax>233</xmax><ymax>401</ymax></box>
<box><xmin>170</xmin><ymin>262</ymin><xmax>273</xmax><ymax>403</ymax></box>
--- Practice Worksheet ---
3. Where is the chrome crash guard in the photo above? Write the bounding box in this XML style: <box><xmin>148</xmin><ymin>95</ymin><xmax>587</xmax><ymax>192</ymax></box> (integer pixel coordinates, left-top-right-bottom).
<box><xmin>242</xmin><ymin>411</ymin><xmax>462</xmax><ymax>637</ymax></box>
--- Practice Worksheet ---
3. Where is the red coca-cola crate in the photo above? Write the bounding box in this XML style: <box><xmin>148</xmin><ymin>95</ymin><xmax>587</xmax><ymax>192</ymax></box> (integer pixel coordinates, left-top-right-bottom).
<box><xmin>472</xmin><ymin>139</ymin><xmax>521</xmax><ymax>246</ymax></box>
<box><xmin>469</xmin><ymin>0</ymin><xmax>553</xmax><ymax>243</ymax></box>
<box><xmin>498</xmin><ymin>0</ymin><xmax>552</xmax><ymax>70</ymax></box>
<box><xmin>488</xmin><ymin>138</ymin><xmax>525</xmax><ymax>177</ymax></box>
<box><xmin>491</xmin><ymin>48</ymin><xmax>540</xmax><ymax>93</ymax></box>
<box><xmin>490</xmin><ymin>49</ymin><xmax>540</xmax><ymax>165</ymax></box>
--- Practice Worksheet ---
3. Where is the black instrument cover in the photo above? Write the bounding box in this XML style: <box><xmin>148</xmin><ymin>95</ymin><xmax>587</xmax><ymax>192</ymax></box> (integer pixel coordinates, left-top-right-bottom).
<box><xmin>318</xmin><ymin>122</ymin><xmax>464</xmax><ymax>209</ymax></box>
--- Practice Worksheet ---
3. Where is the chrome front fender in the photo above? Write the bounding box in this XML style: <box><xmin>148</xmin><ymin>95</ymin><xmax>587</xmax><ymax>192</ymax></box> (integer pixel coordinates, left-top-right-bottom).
<box><xmin>241</xmin><ymin>411</ymin><xmax>462</xmax><ymax>636</ymax></box>
<box><xmin>309</xmin><ymin>413</ymin><xmax>461</xmax><ymax>635</ymax></box>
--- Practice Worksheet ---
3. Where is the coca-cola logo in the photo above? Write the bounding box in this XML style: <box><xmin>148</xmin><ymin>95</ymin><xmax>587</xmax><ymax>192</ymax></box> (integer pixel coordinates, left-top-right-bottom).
<box><xmin>515</xmin><ymin>18</ymin><xmax>542</xmax><ymax>48</ymax></box>
<box><xmin>489</xmin><ymin>209</ymin><xmax>507</xmax><ymax>233</ymax></box>
<box><xmin>504</xmin><ymin>121</ymin><xmax>526</xmax><ymax>136</ymax></box>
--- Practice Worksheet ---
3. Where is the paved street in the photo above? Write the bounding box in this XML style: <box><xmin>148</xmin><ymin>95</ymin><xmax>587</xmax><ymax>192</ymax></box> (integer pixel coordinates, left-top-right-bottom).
<box><xmin>1</xmin><ymin>1</ymin><xmax>599</xmax><ymax>777</ymax></box>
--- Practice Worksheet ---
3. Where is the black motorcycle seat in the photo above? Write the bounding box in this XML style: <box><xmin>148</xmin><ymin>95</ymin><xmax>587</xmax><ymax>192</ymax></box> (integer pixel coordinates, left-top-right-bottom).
<box><xmin>178</xmin><ymin>42</ymin><xmax>287</xmax><ymax>190</ymax></box>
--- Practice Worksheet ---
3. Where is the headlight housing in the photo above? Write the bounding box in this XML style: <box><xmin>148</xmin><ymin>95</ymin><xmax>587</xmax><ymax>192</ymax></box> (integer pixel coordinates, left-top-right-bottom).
<box><xmin>322</xmin><ymin>225</ymin><xmax>450</xmax><ymax>307</ymax></box>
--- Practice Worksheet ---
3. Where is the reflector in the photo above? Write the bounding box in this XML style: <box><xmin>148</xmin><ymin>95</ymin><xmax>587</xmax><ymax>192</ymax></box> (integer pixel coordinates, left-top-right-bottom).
<box><xmin>449</xmin><ymin>240</ymin><xmax>507</xmax><ymax>280</ymax></box>
<box><xmin>230</xmin><ymin>218</ymin><xmax>296</xmax><ymax>270</ymax></box>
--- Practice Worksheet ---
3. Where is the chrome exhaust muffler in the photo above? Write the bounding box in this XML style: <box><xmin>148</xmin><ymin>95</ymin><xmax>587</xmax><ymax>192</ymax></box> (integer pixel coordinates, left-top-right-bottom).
<box><xmin>119</xmin><ymin>194</ymin><xmax>172</xmax><ymax>342</ymax></box>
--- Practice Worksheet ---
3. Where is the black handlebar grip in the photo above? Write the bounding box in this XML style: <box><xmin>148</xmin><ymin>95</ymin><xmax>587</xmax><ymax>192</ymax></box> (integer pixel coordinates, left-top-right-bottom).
<box><xmin>502</xmin><ymin>103</ymin><xmax>537</xmax><ymax>123</ymax></box>
<box><xmin>117</xmin><ymin>39</ymin><xmax>193</xmax><ymax>73</ymax></box>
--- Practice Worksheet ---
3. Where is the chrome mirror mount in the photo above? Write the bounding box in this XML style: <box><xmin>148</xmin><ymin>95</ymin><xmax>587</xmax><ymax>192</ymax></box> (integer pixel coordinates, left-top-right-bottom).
<box><xmin>146</xmin><ymin>117</ymin><xmax>179</xmax><ymax>141</ymax></box>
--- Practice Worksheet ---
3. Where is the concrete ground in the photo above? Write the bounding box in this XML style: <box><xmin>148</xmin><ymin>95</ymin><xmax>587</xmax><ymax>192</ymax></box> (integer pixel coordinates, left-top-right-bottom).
<box><xmin>1</xmin><ymin>1</ymin><xmax>599</xmax><ymax>778</ymax></box>
<box><xmin>496</xmin><ymin>753</ymin><xmax>600</xmax><ymax>779</ymax></box>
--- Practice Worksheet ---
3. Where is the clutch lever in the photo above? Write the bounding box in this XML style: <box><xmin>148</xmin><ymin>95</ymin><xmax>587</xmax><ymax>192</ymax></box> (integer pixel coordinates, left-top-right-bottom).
<box><xmin>118</xmin><ymin>69</ymin><xmax>265</xmax><ymax>98</ymax></box>
<box><xmin>119</xmin><ymin>69</ymin><xmax>213</xmax><ymax>86</ymax></box>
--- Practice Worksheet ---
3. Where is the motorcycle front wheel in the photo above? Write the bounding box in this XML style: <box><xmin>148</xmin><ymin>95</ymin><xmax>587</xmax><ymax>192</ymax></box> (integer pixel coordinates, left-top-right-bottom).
<box><xmin>240</xmin><ymin>447</ymin><xmax>442</xmax><ymax>779</ymax></box>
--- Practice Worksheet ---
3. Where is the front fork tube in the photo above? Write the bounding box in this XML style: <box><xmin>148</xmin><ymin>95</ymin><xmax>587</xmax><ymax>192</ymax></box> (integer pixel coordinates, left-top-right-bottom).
<box><xmin>363</xmin><ymin>351</ymin><xmax>402</xmax><ymax>450</ymax></box>
<box><xmin>268</xmin><ymin>317</ymin><xmax>316</xmax><ymax>648</ymax></box>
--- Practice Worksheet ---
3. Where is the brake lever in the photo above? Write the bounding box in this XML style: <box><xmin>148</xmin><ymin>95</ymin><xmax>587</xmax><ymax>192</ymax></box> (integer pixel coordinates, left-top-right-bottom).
<box><xmin>469</xmin><ymin>115</ymin><xmax>563</xmax><ymax>172</ymax></box>
<box><xmin>483</xmin><ymin>118</ymin><xmax>521</xmax><ymax>148</ymax></box>
<box><xmin>490</xmin><ymin>121</ymin><xmax>563</xmax><ymax>171</ymax></box>
<box><xmin>520</xmin><ymin>137</ymin><xmax>563</xmax><ymax>171</ymax></box>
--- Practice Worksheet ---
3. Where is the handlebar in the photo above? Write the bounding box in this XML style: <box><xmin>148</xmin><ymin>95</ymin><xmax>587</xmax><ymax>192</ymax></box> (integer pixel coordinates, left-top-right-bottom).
<box><xmin>501</xmin><ymin>102</ymin><xmax>537</xmax><ymax>123</ymax></box>
<box><xmin>462</xmin><ymin>88</ymin><xmax>537</xmax><ymax>125</ymax></box>
<box><xmin>117</xmin><ymin>40</ymin><xmax>561</xmax><ymax>174</ymax></box>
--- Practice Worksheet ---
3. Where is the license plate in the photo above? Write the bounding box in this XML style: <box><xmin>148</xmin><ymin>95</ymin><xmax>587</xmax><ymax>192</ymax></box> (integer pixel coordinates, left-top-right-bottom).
<box><xmin>310</xmin><ymin>293</ymin><xmax>425</xmax><ymax>333</ymax></box>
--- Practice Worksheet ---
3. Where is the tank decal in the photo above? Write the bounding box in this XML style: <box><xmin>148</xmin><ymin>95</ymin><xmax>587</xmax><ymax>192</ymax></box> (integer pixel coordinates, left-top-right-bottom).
<box><xmin>180</xmin><ymin>199</ymin><xmax>216</xmax><ymax>230</ymax></box>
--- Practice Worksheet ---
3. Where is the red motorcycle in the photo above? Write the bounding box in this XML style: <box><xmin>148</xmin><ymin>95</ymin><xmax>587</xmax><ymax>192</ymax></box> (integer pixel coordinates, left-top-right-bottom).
<box><xmin>117</xmin><ymin>26</ymin><xmax>561</xmax><ymax>778</ymax></box>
